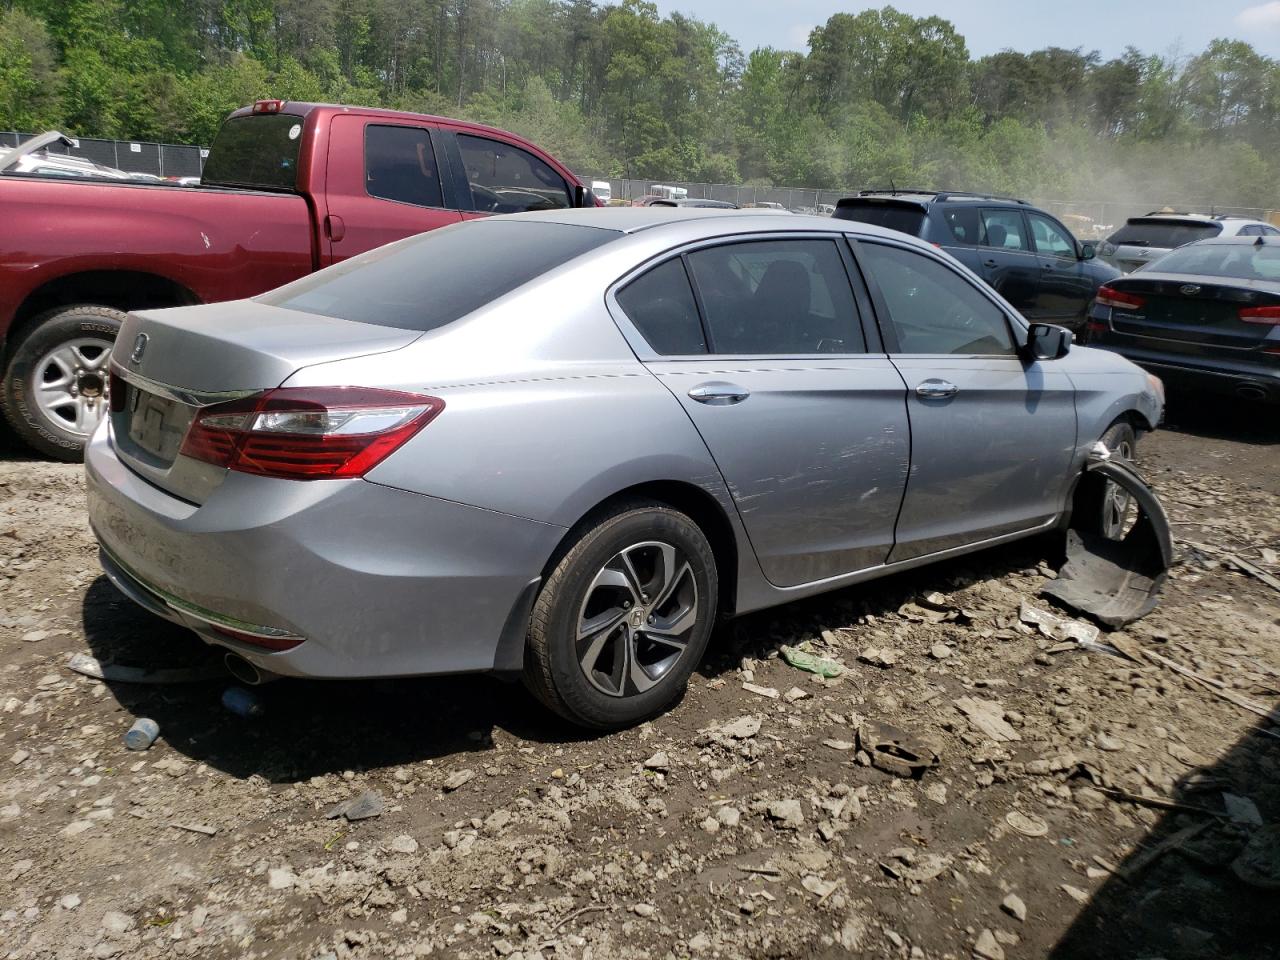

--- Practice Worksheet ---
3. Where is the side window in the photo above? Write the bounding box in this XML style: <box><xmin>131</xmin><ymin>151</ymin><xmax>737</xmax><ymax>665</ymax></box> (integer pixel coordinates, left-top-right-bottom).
<box><xmin>981</xmin><ymin>210</ymin><xmax>1030</xmax><ymax>252</ymax></box>
<box><xmin>364</xmin><ymin>125</ymin><xmax>444</xmax><ymax>208</ymax></box>
<box><xmin>1263</xmin><ymin>225</ymin><xmax>1280</xmax><ymax>236</ymax></box>
<box><xmin>456</xmin><ymin>134</ymin><xmax>571</xmax><ymax>213</ymax></box>
<box><xmin>943</xmin><ymin>207</ymin><xmax>984</xmax><ymax>245</ymax></box>
<box><xmin>1239</xmin><ymin>225</ymin><xmax>1261</xmax><ymax>237</ymax></box>
<box><xmin>1028</xmin><ymin>214</ymin><xmax>1077</xmax><ymax>258</ymax></box>
<box><xmin>859</xmin><ymin>242</ymin><xmax>1015</xmax><ymax>356</ymax></box>
<box><xmin>615</xmin><ymin>258</ymin><xmax>707</xmax><ymax>356</ymax></box>
<box><xmin>686</xmin><ymin>239</ymin><xmax>866</xmax><ymax>355</ymax></box>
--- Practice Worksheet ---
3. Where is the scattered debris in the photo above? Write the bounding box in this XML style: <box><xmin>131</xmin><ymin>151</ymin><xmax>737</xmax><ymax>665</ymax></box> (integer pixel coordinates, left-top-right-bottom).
<box><xmin>779</xmin><ymin>642</ymin><xmax>843</xmax><ymax>678</ymax></box>
<box><xmin>858</xmin><ymin>647</ymin><xmax>897</xmax><ymax>669</ymax></box>
<box><xmin>1001</xmin><ymin>893</ymin><xmax>1027</xmax><ymax>922</ymax></box>
<box><xmin>67</xmin><ymin>652</ymin><xmax>226</xmax><ymax>684</ymax></box>
<box><xmin>123</xmin><ymin>717</ymin><xmax>159</xmax><ymax>751</ymax></box>
<box><xmin>954</xmin><ymin>697</ymin><xmax>1021</xmax><ymax>742</ymax></box>
<box><xmin>442</xmin><ymin>769</ymin><xmax>476</xmax><ymax>792</ymax></box>
<box><xmin>974</xmin><ymin>928</ymin><xmax>1006</xmax><ymax>960</ymax></box>
<box><xmin>856</xmin><ymin>719</ymin><xmax>941</xmax><ymax>779</ymax></box>
<box><xmin>1232</xmin><ymin>824</ymin><xmax>1280</xmax><ymax>890</ymax></box>
<box><xmin>742</xmin><ymin>682</ymin><xmax>779</xmax><ymax>699</ymax></box>
<box><xmin>170</xmin><ymin>822</ymin><xmax>218</xmax><ymax>837</ymax></box>
<box><xmin>1005</xmin><ymin>811</ymin><xmax>1049</xmax><ymax>838</ymax></box>
<box><xmin>325</xmin><ymin>789</ymin><xmax>386</xmax><ymax>822</ymax></box>
<box><xmin>220</xmin><ymin>686</ymin><xmax>263</xmax><ymax>718</ymax></box>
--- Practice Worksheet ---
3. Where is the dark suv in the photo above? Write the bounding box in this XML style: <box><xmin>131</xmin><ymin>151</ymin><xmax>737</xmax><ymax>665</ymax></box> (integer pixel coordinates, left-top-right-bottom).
<box><xmin>834</xmin><ymin>190</ymin><xmax>1120</xmax><ymax>331</ymax></box>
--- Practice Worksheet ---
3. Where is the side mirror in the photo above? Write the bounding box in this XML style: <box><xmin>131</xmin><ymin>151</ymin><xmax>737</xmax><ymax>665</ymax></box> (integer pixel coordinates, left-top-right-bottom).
<box><xmin>1079</xmin><ymin>242</ymin><xmax>1096</xmax><ymax>261</ymax></box>
<box><xmin>1025</xmin><ymin>322</ymin><xmax>1072</xmax><ymax>361</ymax></box>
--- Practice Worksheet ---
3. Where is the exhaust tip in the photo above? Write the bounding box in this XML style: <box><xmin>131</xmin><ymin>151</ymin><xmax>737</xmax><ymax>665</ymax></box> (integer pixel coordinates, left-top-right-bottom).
<box><xmin>1235</xmin><ymin>384</ymin><xmax>1268</xmax><ymax>402</ymax></box>
<box><xmin>224</xmin><ymin>653</ymin><xmax>277</xmax><ymax>686</ymax></box>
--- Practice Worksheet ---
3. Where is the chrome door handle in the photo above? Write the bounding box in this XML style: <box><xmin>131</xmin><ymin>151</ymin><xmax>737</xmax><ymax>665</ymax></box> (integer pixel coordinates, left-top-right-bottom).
<box><xmin>982</xmin><ymin>258</ymin><xmax>998</xmax><ymax>268</ymax></box>
<box><xmin>916</xmin><ymin>379</ymin><xmax>958</xmax><ymax>400</ymax></box>
<box><xmin>688</xmin><ymin>382</ymin><xmax>750</xmax><ymax>405</ymax></box>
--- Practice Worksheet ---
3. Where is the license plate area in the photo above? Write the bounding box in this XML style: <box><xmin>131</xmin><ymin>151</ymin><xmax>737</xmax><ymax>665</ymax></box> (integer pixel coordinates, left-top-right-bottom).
<box><xmin>116</xmin><ymin>384</ymin><xmax>195</xmax><ymax>467</ymax></box>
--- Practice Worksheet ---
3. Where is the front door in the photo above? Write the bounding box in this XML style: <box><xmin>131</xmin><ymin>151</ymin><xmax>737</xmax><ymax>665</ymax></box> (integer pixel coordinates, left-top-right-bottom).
<box><xmin>612</xmin><ymin>237</ymin><xmax>910</xmax><ymax>587</ymax></box>
<box><xmin>1026</xmin><ymin>211</ymin><xmax>1094</xmax><ymax>323</ymax></box>
<box><xmin>322</xmin><ymin>116</ymin><xmax>462</xmax><ymax>263</ymax></box>
<box><xmin>853</xmin><ymin>238</ymin><xmax>1077</xmax><ymax>562</ymax></box>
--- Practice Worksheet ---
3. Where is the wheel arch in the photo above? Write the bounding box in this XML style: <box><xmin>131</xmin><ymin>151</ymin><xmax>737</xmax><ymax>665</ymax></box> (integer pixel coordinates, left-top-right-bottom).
<box><xmin>542</xmin><ymin>479</ymin><xmax>741</xmax><ymax>619</ymax></box>
<box><xmin>6</xmin><ymin>270</ymin><xmax>201</xmax><ymax>351</ymax></box>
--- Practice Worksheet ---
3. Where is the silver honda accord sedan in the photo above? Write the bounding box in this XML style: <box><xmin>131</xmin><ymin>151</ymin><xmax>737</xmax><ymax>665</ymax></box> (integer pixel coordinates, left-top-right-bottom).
<box><xmin>85</xmin><ymin>209</ymin><xmax>1164</xmax><ymax>728</ymax></box>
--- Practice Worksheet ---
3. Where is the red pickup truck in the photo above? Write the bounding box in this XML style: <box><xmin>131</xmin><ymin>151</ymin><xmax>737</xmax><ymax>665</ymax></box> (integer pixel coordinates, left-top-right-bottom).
<box><xmin>0</xmin><ymin>101</ymin><xmax>596</xmax><ymax>459</ymax></box>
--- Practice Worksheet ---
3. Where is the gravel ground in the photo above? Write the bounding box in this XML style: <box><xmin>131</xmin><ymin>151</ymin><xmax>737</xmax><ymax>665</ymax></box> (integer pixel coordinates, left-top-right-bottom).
<box><xmin>1</xmin><ymin>400</ymin><xmax>1278</xmax><ymax>960</ymax></box>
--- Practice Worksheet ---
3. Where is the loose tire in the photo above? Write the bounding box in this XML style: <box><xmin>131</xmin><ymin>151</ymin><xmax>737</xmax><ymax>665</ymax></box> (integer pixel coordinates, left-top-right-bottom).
<box><xmin>523</xmin><ymin>502</ymin><xmax>718</xmax><ymax>729</ymax></box>
<box><xmin>1</xmin><ymin>304</ymin><xmax>122</xmax><ymax>461</ymax></box>
<box><xmin>1076</xmin><ymin>420</ymin><xmax>1138</xmax><ymax>540</ymax></box>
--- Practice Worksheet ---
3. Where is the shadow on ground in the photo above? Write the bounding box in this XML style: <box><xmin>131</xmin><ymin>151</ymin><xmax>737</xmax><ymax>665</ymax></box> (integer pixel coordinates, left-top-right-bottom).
<box><xmin>1050</xmin><ymin>714</ymin><xmax>1280</xmax><ymax>960</ymax></box>
<box><xmin>1161</xmin><ymin>393</ymin><xmax>1279</xmax><ymax>446</ymax></box>
<box><xmin>79</xmin><ymin>534</ymin><xmax>1060</xmax><ymax>784</ymax></box>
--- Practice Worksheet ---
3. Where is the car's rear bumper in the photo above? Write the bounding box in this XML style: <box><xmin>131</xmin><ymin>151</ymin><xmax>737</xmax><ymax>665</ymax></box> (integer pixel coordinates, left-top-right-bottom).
<box><xmin>1087</xmin><ymin>342</ymin><xmax>1280</xmax><ymax>401</ymax></box>
<box><xmin>85</xmin><ymin>423</ymin><xmax>566</xmax><ymax>678</ymax></box>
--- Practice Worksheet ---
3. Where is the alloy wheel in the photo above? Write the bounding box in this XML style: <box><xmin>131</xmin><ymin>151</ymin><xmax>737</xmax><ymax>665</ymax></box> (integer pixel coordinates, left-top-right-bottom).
<box><xmin>1100</xmin><ymin>437</ymin><xmax>1135</xmax><ymax>540</ymax></box>
<box><xmin>576</xmin><ymin>540</ymin><xmax>699</xmax><ymax>698</ymax></box>
<box><xmin>32</xmin><ymin>336</ymin><xmax>113</xmax><ymax>437</ymax></box>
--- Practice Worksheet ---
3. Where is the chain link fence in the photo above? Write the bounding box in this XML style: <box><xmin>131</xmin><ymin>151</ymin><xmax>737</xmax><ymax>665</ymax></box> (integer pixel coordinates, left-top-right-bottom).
<box><xmin>4</xmin><ymin>132</ymin><xmax>1275</xmax><ymax>232</ymax></box>
<box><xmin>0</xmin><ymin>131</ymin><xmax>206</xmax><ymax>178</ymax></box>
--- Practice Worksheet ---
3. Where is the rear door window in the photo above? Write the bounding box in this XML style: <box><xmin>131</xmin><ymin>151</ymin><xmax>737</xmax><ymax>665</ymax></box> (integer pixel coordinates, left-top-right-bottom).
<box><xmin>859</xmin><ymin>242</ymin><xmax>1015</xmax><ymax>355</ymax></box>
<box><xmin>1107</xmin><ymin>219</ymin><xmax>1222</xmax><ymax>248</ymax></box>
<box><xmin>364</xmin><ymin>125</ymin><xmax>444</xmax><ymax>208</ymax></box>
<box><xmin>980</xmin><ymin>210</ymin><xmax>1030</xmax><ymax>251</ymax></box>
<box><xmin>686</xmin><ymin>239</ymin><xmax>866</xmax><ymax>355</ymax></box>
<box><xmin>942</xmin><ymin>207</ymin><xmax>984</xmax><ymax>244</ymax></box>
<box><xmin>615</xmin><ymin>259</ymin><xmax>707</xmax><ymax>355</ymax></box>
<box><xmin>456</xmin><ymin>134</ymin><xmax>571</xmax><ymax>213</ymax></box>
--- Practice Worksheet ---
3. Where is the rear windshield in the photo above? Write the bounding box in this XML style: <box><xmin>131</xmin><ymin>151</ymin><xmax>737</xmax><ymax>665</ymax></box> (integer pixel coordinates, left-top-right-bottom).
<box><xmin>260</xmin><ymin>220</ymin><xmax>617</xmax><ymax>330</ymax></box>
<box><xmin>1143</xmin><ymin>241</ymin><xmax>1280</xmax><ymax>281</ymax></box>
<box><xmin>1106</xmin><ymin>219</ymin><xmax>1221</xmax><ymax>249</ymax></box>
<box><xmin>201</xmin><ymin>114</ymin><xmax>304</xmax><ymax>191</ymax></box>
<box><xmin>832</xmin><ymin>200</ymin><xmax>926</xmax><ymax>236</ymax></box>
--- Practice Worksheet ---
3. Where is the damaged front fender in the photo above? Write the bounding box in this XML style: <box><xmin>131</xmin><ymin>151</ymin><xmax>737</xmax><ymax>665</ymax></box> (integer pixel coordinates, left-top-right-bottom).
<box><xmin>1043</xmin><ymin>454</ymin><xmax>1173</xmax><ymax>628</ymax></box>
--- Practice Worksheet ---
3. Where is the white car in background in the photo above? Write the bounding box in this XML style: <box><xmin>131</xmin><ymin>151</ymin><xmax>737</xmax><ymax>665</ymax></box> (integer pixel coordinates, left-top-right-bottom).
<box><xmin>591</xmin><ymin>179</ymin><xmax>612</xmax><ymax>203</ymax></box>
<box><xmin>1099</xmin><ymin>212</ymin><xmax>1280</xmax><ymax>273</ymax></box>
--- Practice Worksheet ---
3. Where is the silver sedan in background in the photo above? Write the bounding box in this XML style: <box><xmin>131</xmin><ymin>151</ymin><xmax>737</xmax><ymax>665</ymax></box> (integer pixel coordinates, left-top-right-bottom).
<box><xmin>86</xmin><ymin>209</ymin><xmax>1163</xmax><ymax>728</ymax></box>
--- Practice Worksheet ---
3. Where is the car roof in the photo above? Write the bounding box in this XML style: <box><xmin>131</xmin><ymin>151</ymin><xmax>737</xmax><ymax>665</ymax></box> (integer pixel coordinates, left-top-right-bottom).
<box><xmin>495</xmin><ymin>207</ymin><xmax>939</xmax><ymax>247</ymax></box>
<box><xmin>1184</xmin><ymin>235</ymin><xmax>1280</xmax><ymax>246</ymax></box>
<box><xmin>1128</xmin><ymin>213</ymin><xmax>1262</xmax><ymax>224</ymax></box>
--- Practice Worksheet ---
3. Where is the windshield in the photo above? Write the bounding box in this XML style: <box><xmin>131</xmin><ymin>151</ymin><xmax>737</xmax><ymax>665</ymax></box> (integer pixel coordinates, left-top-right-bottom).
<box><xmin>1145</xmin><ymin>241</ymin><xmax>1280</xmax><ymax>281</ymax></box>
<box><xmin>201</xmin><ymin>114</ymin><xmax>304</xmax><ymax>191</ymax></box>
<box><xmin>833</xmin><ymin>200</ymin><xmax>926</xmax><ymax>236</ymax></box>
<box><xmin>1107</xmin><ymin>219</ymin><xmax>1221</xmax><ymax>249</ymax></box>
<box><xmin>260</xmin><ymin>219</ymin><xmax>618</xmax><ymax>331</ymax></box>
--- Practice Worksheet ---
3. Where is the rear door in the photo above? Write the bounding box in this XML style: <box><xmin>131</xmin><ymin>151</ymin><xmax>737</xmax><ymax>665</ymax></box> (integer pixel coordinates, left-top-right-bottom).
<box><xmin>322</xmin><ymin>115</ymin><xmax>462</xmax><ymax>263</ymax></box>
<box><xmin>1027</xmin><ymin>211</ymin><xmax>1094</xmax><ymax>322</ymax></box>
<box><xmin>976</xmin><ymin>208</ymin><xmax>1040</xmax><ymax>315</ymax></box>
<box><xmin>610</xmin><ymin>235</ymin><xmax>911</xmax><ymax>587</ymax></box>
<box><xmin>852</xmin><ymin>238</ymin><xmax>1077</xmax><ymax>562</ymax></box>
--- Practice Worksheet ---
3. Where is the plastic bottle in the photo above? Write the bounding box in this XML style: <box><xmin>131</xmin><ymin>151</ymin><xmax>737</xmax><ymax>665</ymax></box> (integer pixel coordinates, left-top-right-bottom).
<box><xmin>221</xmin><ymin>686</ymin><xmax>264</xmax><ymax>718</ymax></box>
<box><xmin>123</xmin><ymin>717</ymin><xmax>159</xmax><ymax>751</ymax></box>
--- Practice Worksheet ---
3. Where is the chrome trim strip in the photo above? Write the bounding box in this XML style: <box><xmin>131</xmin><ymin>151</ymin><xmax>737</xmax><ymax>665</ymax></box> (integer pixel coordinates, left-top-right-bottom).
<box><xmin>110</xmin><ymin>361</ymin><xmax>260</xmax><ymax>407</ymax></box>
<box><xmin>98</xmin><ymin>541</ymin><xmax>302</xmax><ymax>641</ymax></box>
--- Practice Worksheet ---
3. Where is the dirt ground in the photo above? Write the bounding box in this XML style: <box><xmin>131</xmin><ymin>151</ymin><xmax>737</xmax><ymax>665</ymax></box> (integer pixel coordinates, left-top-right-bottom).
<box><xmin>1</xmin><ymin>398</ymin><xmax>1278</xmax><ymax>960</ymax></box>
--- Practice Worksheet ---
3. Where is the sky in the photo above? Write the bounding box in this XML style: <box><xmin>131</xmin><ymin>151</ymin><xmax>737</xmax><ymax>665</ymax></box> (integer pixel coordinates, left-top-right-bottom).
<box><xmin>649</xmin><ymin>0</ymin><xmax>1280</xmax><ymax>60</ymax></box>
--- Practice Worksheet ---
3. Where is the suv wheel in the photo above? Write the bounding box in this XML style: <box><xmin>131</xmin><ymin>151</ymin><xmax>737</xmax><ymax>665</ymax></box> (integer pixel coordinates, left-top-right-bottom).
<box><xmin>523</xmin><ymin>502</ymin><xmax>717</xmax><ymax>729</ymax></box>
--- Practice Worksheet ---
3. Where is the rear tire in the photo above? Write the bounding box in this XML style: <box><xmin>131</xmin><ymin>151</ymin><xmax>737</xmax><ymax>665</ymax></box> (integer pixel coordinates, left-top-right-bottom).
<box><xmin>2</xmin><ymin>304</ymin><xmax>122</xmax><ymax>461</ymax></box>
<box><xmin>523</xmin><ymin>502</ymin><xmax>717</xmax><ymax>729</ymax></box>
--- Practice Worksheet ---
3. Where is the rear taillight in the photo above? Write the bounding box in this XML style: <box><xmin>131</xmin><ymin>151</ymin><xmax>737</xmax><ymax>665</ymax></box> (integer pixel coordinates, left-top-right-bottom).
<box><xmin>1239</xmin><ymin>305</ymin><xmax>1280</xmax><ymax>325</ymax></box>
<box><xmin>1096</xmin><ymin>285</ymin><xmax>1145</xmax><ymax>310</ymax></box>
<box><xmin>1086</xmin><ymin>320</ymin><xmax>1107</xmax><ymax>336</ymax></box>
<box><xmin>180</xmin><ymin>387</ymin><xmax>443</xmax><ymax>480</ymax></box>
<box><xmin>252</xmin><ymin>99</ymin><xmax>285</xmax><ymax>114</ymax></box>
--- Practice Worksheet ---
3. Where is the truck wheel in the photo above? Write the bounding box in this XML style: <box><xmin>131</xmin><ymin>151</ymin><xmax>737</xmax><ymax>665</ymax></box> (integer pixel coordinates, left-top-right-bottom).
<box><xmin>2</xmin><ymin>305</ymin><xmax>123</xmax><ymax>461</ymax></box>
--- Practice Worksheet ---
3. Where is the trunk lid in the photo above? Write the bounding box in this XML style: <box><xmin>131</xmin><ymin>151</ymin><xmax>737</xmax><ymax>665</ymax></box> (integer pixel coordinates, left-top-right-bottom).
<box><xmin>109</xmin><ymin>301</ymin><xmax>421</xmax><ymax>503</ymax></box>
<box><xmin>1102</xmin><ymin>273</ymin><xmax>1280</xmax><ymax>351</ymax></box>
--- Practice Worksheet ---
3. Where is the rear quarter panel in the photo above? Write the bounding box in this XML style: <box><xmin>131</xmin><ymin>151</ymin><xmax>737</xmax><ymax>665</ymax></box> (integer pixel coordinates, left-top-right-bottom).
<box><xmin>0</xmin><ymin>177</ymin><xmax>314</xmax><ymax>332</ymax></box>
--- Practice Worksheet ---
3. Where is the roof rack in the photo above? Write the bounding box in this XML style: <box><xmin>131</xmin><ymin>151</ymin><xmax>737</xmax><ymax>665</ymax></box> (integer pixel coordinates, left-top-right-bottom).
<box><xmin>855</xmin><ymin>188</ymin><xmax>1029</xmax><ymax>205</ymax></box>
